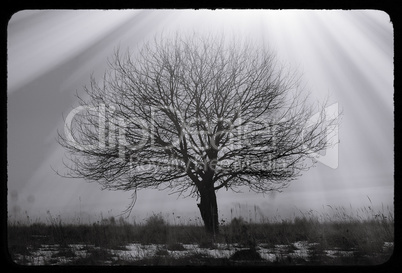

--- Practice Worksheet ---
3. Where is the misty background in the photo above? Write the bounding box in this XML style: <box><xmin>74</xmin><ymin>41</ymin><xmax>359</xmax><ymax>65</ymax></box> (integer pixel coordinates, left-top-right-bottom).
<box><xmin>7</xmin><ymin>10</ymin><xmax>393</xmax><ymax>224</ymax></box>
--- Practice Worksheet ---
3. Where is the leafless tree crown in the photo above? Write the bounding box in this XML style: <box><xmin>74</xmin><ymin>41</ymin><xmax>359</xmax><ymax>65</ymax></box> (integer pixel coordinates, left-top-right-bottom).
<box><xmin>59</xmin><ymin>34</ymin><xmax>336</xmax><ymax>202</ymax></box>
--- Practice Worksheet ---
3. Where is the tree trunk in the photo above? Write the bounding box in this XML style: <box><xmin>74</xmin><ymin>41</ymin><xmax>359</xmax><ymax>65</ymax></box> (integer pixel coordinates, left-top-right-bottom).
<box><xmin>197</xmin><ymin>186</ymin><xmax>219</xmax><ymax>235</ymax></box>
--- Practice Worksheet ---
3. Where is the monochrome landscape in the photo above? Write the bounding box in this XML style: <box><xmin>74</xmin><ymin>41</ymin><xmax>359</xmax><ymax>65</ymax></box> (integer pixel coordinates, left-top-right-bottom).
<box><xmin>7</xmin><ymin>10</ymin><xmax>394</xmax><ymax>266</ymax></box>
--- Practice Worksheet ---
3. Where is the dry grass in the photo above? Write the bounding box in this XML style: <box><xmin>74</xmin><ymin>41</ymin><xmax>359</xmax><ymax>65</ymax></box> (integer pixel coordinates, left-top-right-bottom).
<box><xmin>8</xmin><ymin>205</ymin><xmax>394</xmax><ymax>265</ymax></box>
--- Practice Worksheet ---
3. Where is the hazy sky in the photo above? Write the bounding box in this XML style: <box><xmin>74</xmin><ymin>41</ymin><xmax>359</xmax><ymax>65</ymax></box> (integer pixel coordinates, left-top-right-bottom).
<box><xmin>7</xmin><ymin>10</ymin><xmax>394</xmax><ymax>224</ymax></box>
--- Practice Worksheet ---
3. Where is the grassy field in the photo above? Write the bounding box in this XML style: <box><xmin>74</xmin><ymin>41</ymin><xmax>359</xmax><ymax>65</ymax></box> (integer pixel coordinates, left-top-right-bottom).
<box><xmin>7</xmin><ymin>206</ymin><xmax>394</xmax><ymax>266</ymax></box>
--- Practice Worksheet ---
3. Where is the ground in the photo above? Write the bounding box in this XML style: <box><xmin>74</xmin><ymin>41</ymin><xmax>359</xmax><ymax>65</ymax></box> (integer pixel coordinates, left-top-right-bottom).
<box><xmin>8</xmin><ymin>212</ymin><xmax>394</xmax><ymax>266</ymax></box>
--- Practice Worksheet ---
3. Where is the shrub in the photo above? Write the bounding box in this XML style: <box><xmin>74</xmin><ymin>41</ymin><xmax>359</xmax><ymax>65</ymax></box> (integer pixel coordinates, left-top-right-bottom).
<box><xmin>140</xmin><ymin>214</ymin><xmax>168</xmax><ymax>244</ymax></box>
<box><xmin>224</xmin><ymin>217</ymin><xmax>255</xmax><ymax>248</ymax></box>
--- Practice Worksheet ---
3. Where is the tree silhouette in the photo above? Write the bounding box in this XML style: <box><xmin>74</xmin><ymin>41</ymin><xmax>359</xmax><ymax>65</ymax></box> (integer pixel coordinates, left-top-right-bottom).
<box><xmin>58</xmin><ymin>34</ymin><xmax>337</xmax><ymax>235</ymax></box>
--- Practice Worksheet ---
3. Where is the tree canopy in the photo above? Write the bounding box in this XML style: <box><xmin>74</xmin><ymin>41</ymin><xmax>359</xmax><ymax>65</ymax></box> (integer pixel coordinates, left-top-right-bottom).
<box><xmin>59</xmin><ymin>33</ymin><xmax>337</xmax><ymax>234</ymax></box>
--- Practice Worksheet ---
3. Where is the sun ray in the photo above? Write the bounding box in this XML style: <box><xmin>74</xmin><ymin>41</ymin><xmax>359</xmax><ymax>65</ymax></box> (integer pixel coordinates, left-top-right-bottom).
<box><xmin>7</xmin><ymin>10</ymin><xmax>393</xmax><ymax>222</ymax></box>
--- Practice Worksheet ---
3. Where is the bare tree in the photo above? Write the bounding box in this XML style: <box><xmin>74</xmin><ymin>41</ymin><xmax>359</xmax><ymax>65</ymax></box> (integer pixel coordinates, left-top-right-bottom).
<box><xmin>58</xmin><ymin>33</ymin><xmax>337</xmax><ymax>235</ymax></box>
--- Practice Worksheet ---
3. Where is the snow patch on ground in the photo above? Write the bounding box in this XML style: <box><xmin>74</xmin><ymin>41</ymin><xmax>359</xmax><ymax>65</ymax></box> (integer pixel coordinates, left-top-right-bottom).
<box><xmin>11</xmin><ymin>241</ymin><xmax>394</xmax><ymax>265</ymax></box>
